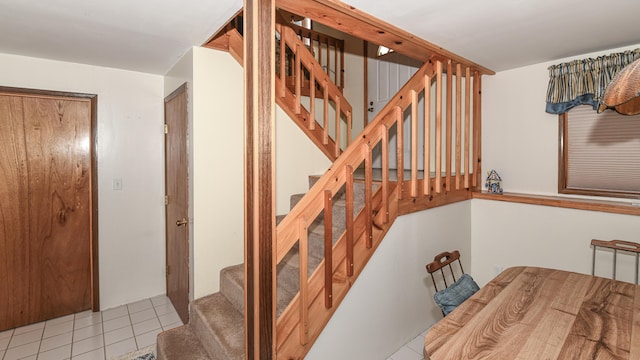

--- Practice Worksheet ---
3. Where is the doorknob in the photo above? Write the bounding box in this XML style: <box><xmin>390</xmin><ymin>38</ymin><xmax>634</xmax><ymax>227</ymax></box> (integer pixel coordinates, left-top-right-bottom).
<box><xmin>176</xmin><ymin>218</ymin><xmax>188</xmax><ymax>227</ymax></box>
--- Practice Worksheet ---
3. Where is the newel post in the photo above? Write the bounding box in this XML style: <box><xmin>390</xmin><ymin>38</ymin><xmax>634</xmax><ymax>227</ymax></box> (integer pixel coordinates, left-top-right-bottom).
<box><xmin>244</xmin><ymin>0</ymin><xmax>276</xmax><ymax>359</ymax></box>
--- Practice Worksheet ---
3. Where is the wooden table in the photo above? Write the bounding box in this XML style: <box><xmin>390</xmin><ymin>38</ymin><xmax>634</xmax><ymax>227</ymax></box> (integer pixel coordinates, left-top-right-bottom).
<box><xmin>424</xmin><ymin>266</ymin><xmax>640</xmax><ymax>359</ymax></box>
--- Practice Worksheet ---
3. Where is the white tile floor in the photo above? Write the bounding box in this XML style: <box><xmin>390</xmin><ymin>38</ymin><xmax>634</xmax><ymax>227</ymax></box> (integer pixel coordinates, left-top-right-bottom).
<box><xmin>0</xmin><ymin>295</ymin><xmax>425</xmax><ymax>360</ymax></box>
<box><xmin>386</xmin><ymin>328</ymin><xmax>429</xmax><ymax>360</ymax></box>
<box><xmin>0</xmin><ymin>295</ymin><xmax>183</xmax><ymax>360</ymax></box>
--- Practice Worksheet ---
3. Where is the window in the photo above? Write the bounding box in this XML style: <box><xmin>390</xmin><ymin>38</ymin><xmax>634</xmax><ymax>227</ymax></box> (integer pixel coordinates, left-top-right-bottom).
<box><xmin>559</xmin><ymin>105</ymin><xmax>640</xmax><ymax>199</ymax></box>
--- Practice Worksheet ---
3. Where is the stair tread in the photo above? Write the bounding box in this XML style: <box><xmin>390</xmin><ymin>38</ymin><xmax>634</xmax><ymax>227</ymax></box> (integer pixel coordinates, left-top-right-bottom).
<box><xmin>157</xmin><ymin>325</ymin><xmax>211</xmax><ymax>360</ymax></box>
<box><xmin>192</xmin><ymin>293</ymin><xmax>245</xmax><ymax>360</ymax></box>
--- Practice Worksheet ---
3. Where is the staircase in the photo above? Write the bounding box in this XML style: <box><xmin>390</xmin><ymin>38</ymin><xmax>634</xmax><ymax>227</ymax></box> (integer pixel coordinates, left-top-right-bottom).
<box><xmin>161</xmin><ymin>6</ymin><xmax>491</xmax><ymax>359</ymax></box>
<box><xmin>157</xmin><ymin>177</ymin><xmax>371</xmax><ymax>359</ymax></box>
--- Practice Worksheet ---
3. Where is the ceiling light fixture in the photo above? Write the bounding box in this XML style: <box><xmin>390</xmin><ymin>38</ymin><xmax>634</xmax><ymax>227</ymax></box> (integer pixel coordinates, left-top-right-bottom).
<box><xmin>377</xmin><ymin>45</ymin><xmax>394</xmax><ymax>57</ymax></box>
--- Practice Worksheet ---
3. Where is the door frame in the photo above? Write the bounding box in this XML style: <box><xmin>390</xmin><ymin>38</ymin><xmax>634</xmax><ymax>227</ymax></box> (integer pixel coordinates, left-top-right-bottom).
<box><xmin>0</xmin><ymin>85</ymin><xmax>99</xmax><ymax>311</ymax></box>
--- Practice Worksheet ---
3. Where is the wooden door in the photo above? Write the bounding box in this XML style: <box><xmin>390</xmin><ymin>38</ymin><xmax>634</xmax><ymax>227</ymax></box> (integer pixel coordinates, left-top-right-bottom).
<box><xmin>165</xmin><ymin>83</ymin><xmax>189</xmax><ymax>324</ymax></box>
<box><xmin>367</xmin><ymin>45</ymin><xmax>419</xmax><ymax>122</ymax></box>
<box><xmin>0</xmin><ymin>88</ymin><xmax>98</xmax><ymax>331</ymax></box>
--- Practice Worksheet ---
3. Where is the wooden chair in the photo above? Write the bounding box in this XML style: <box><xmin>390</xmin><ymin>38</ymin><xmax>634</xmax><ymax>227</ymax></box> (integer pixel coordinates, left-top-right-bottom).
<box><xmin>426</xmin><ymin>250</ymin><xmax>465</xmax><ymax>292</ymax></box>
<box><xmin>426</xmin><ymin>250</ymin><xmax>479</xmax><ymax>316</ymax></box>
<box><xmin>591</xmin><ymin>239</ymin><xmax>640</xmax><ymax>284</ymax></box>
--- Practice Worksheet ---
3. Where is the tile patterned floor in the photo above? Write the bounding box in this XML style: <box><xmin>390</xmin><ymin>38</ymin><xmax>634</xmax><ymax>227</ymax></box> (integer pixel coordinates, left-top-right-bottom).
<box><xmin>386</xmin><ymin>328</ymin><xmax>428</xmax><ymax>360</ymax></box>
<box><xmin>0</xmin><ymin>295</ymin><xmax>182</xmax><ymax>360</ymax></box>
<box><xmin>1</xmin><ymin>297</ymin><xmax>425</xmax><ymax>360</ymax></box>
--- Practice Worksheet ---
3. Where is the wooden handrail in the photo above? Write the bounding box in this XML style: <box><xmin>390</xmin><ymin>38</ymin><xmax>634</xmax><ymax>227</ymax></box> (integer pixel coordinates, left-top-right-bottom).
<box><xmin>275</xmin><ymin>54</ymin><xmax>485</xmax><ymax>358</ymax></box>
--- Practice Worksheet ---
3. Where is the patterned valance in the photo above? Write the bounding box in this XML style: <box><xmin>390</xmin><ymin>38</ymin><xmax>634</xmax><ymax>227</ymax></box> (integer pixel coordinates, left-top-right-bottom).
<box><xmin>545</xmin><ymin>48</ymin><xmax>640</xmax><ymax>114</ymax></box>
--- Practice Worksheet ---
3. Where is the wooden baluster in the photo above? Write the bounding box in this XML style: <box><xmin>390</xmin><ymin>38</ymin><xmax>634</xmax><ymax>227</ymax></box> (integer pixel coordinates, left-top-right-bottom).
<box><xmin>381</xmin><ymin>125</ymin><xmax>389</xmax><ymax>224</ymax></box>
<box><xmin>363</xmin><ymin>41</ymin><xmax>369</xmax><ymax>128</ymax></box>
<box><xmin>424</xmin><ymin>72</ymin><xmax>431</xmax><ymax>195</ymax></box>
<box><xmin>335</xmin><ymin>95</ymin><xmax>341</xmax><ymax>157</ymax></box>
<box><xmin>456</xmin><ymin>63</ymin><xmax>462</xmax><ymax>190</ymax></box>
<box><xmin>309</xmin><ymin>67</ymin><xmax>316</xmax><ymax>130</ymax></box>
<box><xmin>340</xmin><ymin>42</ymin><xmax>345</xmax><ymax>91</ymax></box>
<box><xmin>411</xmin><ymin>89</ymin><xmax>418</xmax><ymax>198</ymax></box>
<box><xmin>323</xmin><ymin>80</ymin><xmax>329</xmax><ymax>144</ymax></box>
<box><xmin>295</xmin><ymin>44</ymin><xmax>301</xmax><ymax>114</ymax></box>
<box><xmin>279</xmin><ymin>25</ymin><xmax>286</xmax><ymax>98</ymax></box>
<box><xmin>464</xmin><ymin>66</ymin><xmax>471</xmax><ymax>189</ymax></box>
<box><xmin>334</xmin><ymin>40</ymin><xmax>339</xmax><ymax>86</ymax></box>
<box><xmin>365</xmin><ymin>144</ymin><xmax>373</xmax><ymax>249</ymax></box>
<box><xmin>346</xmin><ymin>109</ymin><xmax>352</xmax><ymax>147</ymax></box>
<box><xmin>435</xmin><ymin>61</ymin><xmax>442</xmax><ymax>193</ymax></box>
<box><xmin>473</xmin><ymin>71</ymin><xmax>482</xmax><ymax>188</ymax></box>
<box><xmin>298</xmin><ymin>218</ymin><xmax>308</xmax><ymax>345</ymax></box>
<box><xmin>317</xmin><ymin>35</ymin><xmax>322</xmax><ymax>72</ymax></box>
<box><xmin>345</xmin><ymin>165</ymin><xmax>354</xmax><ymax>276</ymax></box>
<box><xmin>396</xmin><ymin>106</ymin><xmax>404</xmax><ymax>199</ymax></box>
<box><xmin>446</xmin><ymin>60</ymin><xmax>452</xmax><ymax>192</ymax></box>
<box><xmin>326</xmin><ymin>39</ymin><xmax>331</xmax><ymax>79</ymax></box>
<box><xmin>323</xmin><ymin>190</ymin><xmax>333</xmax><ymax>308</ymax></box>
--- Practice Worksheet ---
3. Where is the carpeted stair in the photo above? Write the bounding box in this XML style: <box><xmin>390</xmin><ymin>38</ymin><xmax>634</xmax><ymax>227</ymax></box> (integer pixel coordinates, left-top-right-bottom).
<box><xmin>157</xmin><ymin>176</ymin><xmax>367</xmax><ymax>360</ymax></box>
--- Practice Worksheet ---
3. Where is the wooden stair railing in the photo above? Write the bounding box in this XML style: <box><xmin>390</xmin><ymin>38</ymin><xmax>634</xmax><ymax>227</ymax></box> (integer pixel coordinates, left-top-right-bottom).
<box><xmin>205</xmin><ymin>13</ymin><xmax>486</xmax><ymax>359</ymax></box>
<box><xmin>211</xmin><ymin>12</ymin><xmax>345</xmax><ymax>94</ymax></box>
<box><xmin>275</xmin><ymin>56</ymin><xmax>485</xmax><ymax>358</ymax></box>
<box><xmin>283</xmin><ymin>20</ymin><xmax>345</xmax><ymax>93</ymax></box>
<box><xmin>276</xmin><ymin>22</ymin><xmax>353</xmax><ymax>159</ymax></box>
<box><xmin>206</xmin><ymin>17</ymin><xmax>351</xmax><ymax>161</ymax></box>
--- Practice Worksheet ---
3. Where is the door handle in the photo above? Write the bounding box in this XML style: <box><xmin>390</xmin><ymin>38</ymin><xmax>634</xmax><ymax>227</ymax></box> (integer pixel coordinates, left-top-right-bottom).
<box><xmin>176</xmin><ymin>218</ymin><xmax>188</xmax><ymax>227</ymax></box>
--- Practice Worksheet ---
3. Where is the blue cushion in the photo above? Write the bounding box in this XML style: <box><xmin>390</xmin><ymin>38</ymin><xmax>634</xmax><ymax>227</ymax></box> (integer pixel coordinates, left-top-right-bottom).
<box><xmin>434</xmin><ymin>274</ymin><xmax>480</xmax><ymax>315</ymax></box>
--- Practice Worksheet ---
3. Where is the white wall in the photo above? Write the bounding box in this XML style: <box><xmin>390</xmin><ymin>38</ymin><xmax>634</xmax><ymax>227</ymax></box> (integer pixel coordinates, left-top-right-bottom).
<box><xmin>471</xmin><ymin>200</ymin><xmax>640</xmax><ymax>286</ymax></box>
<box><xmin>275</xmin><ymin>106</ymin><xmax>332</xmax><ymax>215</ymax></box>
<box><xmin>189</xmin><ymin>47</ymin><xmax>245</xmax><ymax>298</ymax></box>
<box><xmin>473</xmin><ymin>44</ymin><xmax>640</xmax><ymax>284</ymax></box>
<box><xmin>0</xmin><ymin>52</ymin><xmax>166</xmax><ymax>310</ymax></box>
<box><xmin>307</xmin><ymin>201</ymin><xmax>471</xmax><ymax>360</ymax></box>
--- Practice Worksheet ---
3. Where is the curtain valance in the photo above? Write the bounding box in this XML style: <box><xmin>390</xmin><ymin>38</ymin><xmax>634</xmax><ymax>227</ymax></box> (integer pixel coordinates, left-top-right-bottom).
<box><xmin>545</xmin><ymin>48</ymin><xmax>640</xmax><ymax>114</ymax></box>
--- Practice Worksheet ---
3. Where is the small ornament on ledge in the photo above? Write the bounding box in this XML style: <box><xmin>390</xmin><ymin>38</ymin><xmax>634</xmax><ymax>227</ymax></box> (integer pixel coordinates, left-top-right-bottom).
<box><xmin>485</xmin><ymin>169</ymin><xmax>503</xmax><ymax>194</ymax></box>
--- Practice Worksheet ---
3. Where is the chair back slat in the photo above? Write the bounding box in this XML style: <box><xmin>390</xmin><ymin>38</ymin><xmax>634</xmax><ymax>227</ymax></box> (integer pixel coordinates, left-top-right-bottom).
<box><xmin>591</xmin><ymin>239</ymin><xmax>640</xmax><ymax>284</ymax></box>
<box><xmin>426</xmin><ymin>250</ymin><xmax>464</xmax><ymax>292</ymax></box>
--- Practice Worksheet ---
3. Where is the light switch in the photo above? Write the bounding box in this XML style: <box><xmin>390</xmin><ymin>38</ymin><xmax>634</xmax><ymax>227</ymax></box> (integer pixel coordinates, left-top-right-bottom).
<box><xmin>113</xmin><ymin>178</ymin><xmax>123</xmax><ymax>190</ymax></box>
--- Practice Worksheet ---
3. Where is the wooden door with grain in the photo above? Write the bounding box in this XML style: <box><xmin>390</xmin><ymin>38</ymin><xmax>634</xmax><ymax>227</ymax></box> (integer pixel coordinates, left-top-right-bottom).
<box><xmin>0</xmin><ymin>88</ymin><xmax>98</xmax><ymax>331</ymax></box>
<box><xmin>164</xmin><ymin>83</ymin><xmax>189</xmax><ymax>324</ymax></box>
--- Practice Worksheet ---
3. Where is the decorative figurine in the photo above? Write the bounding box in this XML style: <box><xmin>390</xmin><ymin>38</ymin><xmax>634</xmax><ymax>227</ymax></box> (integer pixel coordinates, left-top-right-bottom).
<box><xmin>485</xmin><ymin>169</ymin><xmax>503</xmax><ymax>194</ymax></box>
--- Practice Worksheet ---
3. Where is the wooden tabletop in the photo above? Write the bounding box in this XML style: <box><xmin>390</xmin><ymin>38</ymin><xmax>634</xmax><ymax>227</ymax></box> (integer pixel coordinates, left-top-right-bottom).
<box><xmin>424</xmin><ymin>266</ymin><xmax>640</xmax><ymax>359</ymax></box>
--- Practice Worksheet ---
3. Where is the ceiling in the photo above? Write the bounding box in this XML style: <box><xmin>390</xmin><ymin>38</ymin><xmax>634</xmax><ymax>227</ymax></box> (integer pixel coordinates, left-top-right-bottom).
<box><xmin>1</xmin><ymin>0</ymin><xmax>640</xmax><ymax>75</ymax></box>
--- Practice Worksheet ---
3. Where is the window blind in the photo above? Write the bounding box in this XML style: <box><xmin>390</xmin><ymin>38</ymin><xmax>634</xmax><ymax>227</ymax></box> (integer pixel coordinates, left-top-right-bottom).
<box><xmin>565</xmin><ymin>105</ymin><xmax>640</xmax><ymax>196</ymax></box>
